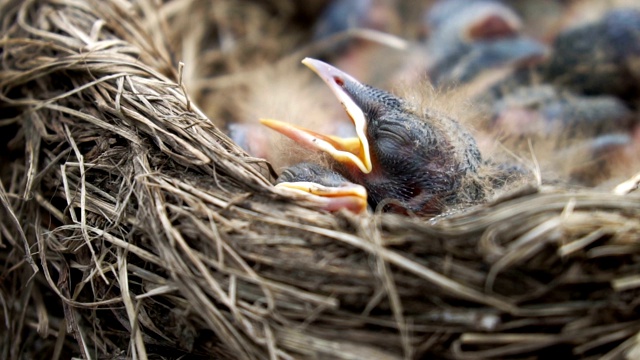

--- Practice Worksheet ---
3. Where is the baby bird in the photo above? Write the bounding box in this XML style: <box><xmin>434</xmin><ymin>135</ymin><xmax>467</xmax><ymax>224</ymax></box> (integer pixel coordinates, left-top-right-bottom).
<box><xmin>540</xmin><ymin>8</ymin><xmax>640</xmax><ymax>102</ymax></box>
<box><xmin>275</xmin><ymin>162</ymin><xmax>368</xmax><ymax>214</ymax></box>
<box><xmin>263</xmin><ymin>58</ymin><xmax>485</xmax><ymax>216</ymax></box>
<box><xmin>474</xmin><ymin>7</ymin><xmax>640</xmax><ymax>187</ymax></box>
<box><xmin>423</xmin><ymin>0</ymin><xmax>547</xmax><ymax>87</ymax></box>
<box><xmin>488</xmin><ymin>7</ymin><xmax>640</xmax><ymax>104</ymax></box>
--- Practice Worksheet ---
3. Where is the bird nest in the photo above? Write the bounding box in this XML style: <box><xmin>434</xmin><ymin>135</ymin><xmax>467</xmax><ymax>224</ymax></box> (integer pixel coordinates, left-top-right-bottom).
<box><xmin>2</xmin><ymin>1</ymin><xmax>640</xmax><ymax>359</ymax></box>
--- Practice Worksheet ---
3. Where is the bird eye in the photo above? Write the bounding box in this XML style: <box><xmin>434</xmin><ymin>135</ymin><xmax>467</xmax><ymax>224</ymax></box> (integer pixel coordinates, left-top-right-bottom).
<box><xmin>377</xmin><ymin>123</ymin><xmax>410</xmax><ymax>144</ymax></box>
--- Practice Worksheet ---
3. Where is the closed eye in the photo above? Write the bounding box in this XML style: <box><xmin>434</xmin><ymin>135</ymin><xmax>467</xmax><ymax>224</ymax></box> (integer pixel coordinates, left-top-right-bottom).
<box><xmin>376</xmin><ymin>123</ymin><xmax>412</xmax><ymax>146</ymax></box>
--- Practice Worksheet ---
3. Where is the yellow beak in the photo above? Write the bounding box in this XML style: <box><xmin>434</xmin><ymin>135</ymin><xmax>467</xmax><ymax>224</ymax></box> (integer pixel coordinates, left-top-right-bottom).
<box><xmin>275</xmin><ymin>181</ymin><xmax>368</xmax><ymax>213</ymax></box>
<box><xmin>260</xmin><ymin>58</ymin><xmax>373</xmax><ymax>174</ymax></box>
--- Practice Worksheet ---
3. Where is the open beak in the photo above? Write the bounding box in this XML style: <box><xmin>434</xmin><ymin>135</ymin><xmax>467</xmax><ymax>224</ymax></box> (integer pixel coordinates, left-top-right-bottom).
<box><xmin>275</xmin><ymin>181</ymin><xmax>368</xmax><ymax>213</ymax></box>
<box><xmin>260</xmin><ymin>58</ymin><xmax>373</xmax><ymax>174</ymax></box>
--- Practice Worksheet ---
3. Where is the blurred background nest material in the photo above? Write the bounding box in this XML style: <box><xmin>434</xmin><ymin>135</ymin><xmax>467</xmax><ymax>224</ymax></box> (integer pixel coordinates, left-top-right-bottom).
<box><xmin>1</xmin><ymin>0</ymin><xmax>640</xmax><ymax>359</ymax></box>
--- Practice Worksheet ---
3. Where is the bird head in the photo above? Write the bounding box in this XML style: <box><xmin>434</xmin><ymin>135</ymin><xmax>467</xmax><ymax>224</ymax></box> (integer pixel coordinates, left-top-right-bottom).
<box><xmin>261</xmin><ymin>57</ymin><xmax>484</xmax><ymax>215</ymax></box>
<box><xmin>274</xmin><ymin>163</ymin><xmax>368</xmax><ymax>214</ymax></box>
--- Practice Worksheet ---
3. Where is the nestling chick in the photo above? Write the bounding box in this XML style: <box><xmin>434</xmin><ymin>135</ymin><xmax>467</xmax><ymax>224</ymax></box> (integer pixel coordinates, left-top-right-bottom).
<box><xmin>490</xmin><ymin>7</ymin><xmax>640</xmax><ymax>103</ymax></box>
<box><xmin>472</xmin><ymin>7</ymin><xmax>640</xmax><ymax>187</ymax></box>
<box><xmin>275</xmin><ymin>162</ymin><xmax>368</xmax><ymax>214</ymax></box>
<box><xmin>263</xmin><ymin>58</ymin><xmax>486</xmax><ymax>216</ymax></box>
<box><xmin>540</xmin><ymin>8</ymin><xmax>640</xmax><ymax>102</ymax></box>
<box><xmin>423</xmin><ymin>0</ymin><xmax>547</xmax><ymax>87</ymax></box>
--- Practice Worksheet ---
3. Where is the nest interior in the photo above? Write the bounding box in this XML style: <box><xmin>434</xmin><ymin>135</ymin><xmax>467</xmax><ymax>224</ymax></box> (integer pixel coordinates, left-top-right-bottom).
<box><xmin>1</xmin><ymin>0</ymin><xmax>640</xmax><ymax>359</ymax></box>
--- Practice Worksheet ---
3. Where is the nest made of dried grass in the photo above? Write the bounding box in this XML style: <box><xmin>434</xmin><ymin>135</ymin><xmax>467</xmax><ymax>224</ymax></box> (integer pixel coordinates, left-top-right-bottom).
<box><xmin>1</xmin><ymin>0</ymin><xmax>640</xmax><ymax>359</ymax></box>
